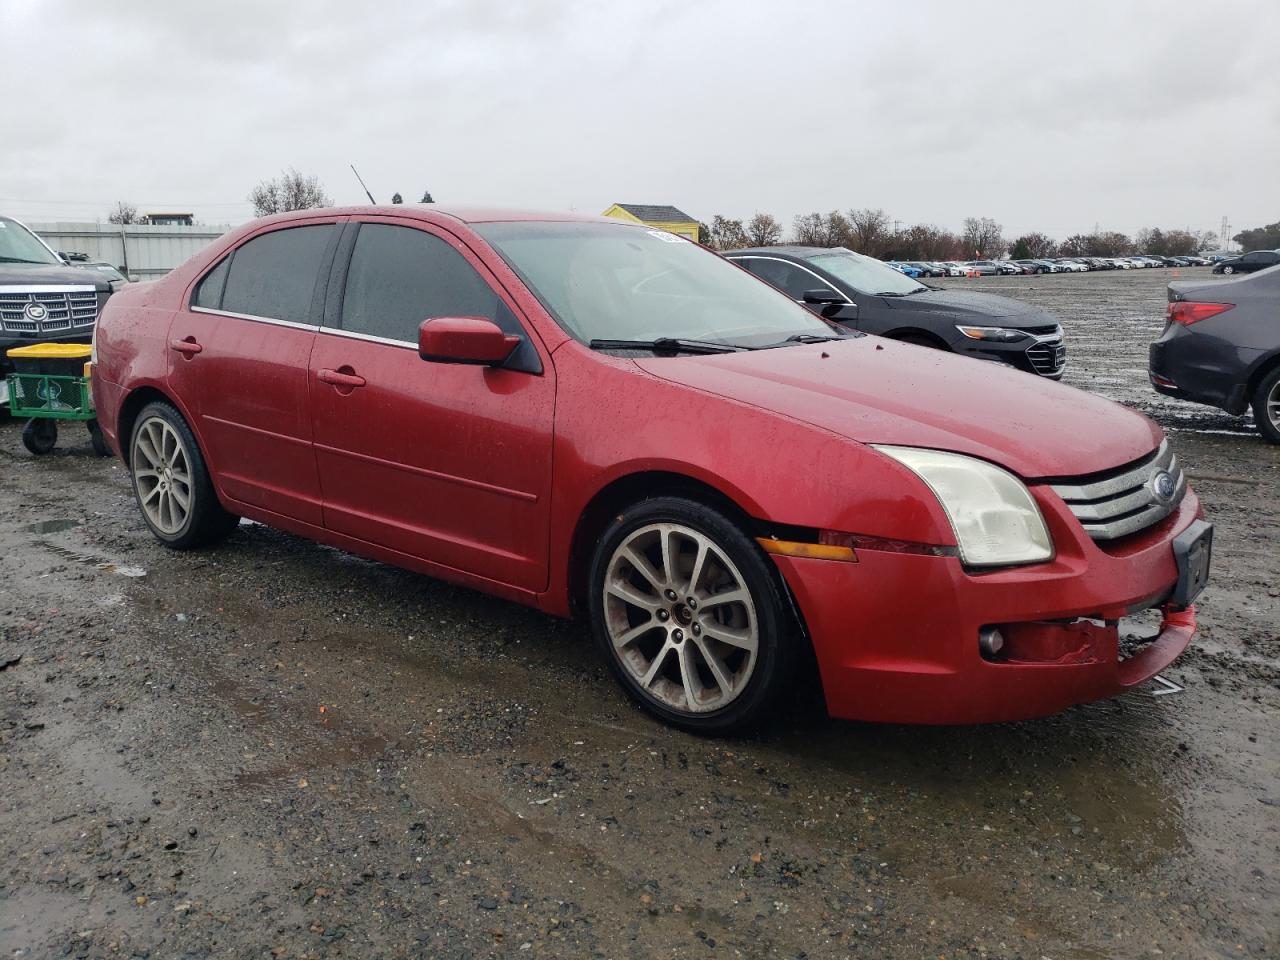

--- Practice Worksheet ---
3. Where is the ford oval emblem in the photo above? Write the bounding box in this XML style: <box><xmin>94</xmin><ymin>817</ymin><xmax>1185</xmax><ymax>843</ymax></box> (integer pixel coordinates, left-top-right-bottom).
<box><xmin>1151</xmin><ymin>470</ymin><xmax>1176</xmax><ymax>503</ymax></box>
<box><xmin>23</xmin><ymin>300</ymin><xmax>48</xmax><ymax>321</ymax></box>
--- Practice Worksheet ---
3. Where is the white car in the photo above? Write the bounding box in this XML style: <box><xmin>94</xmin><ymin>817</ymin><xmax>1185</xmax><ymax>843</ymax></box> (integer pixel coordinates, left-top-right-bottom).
<box><xmin>940</xmin><ymin>261</ymin><xmax>968</xmax><ymax>277</ymax></box>
<box><xmin>1109</xmin><ymin>258</ymin><xmax>1134</xmax><ymax>269</ymax></box>
<box><xmin>1055</xmin><ymin>259</ymin><xmax>1088</xmax><ymax>272</ymax></box>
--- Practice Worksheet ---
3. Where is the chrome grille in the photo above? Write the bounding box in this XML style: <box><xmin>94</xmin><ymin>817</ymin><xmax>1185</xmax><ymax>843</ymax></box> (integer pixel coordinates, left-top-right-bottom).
<box><xmin>1025</xmin><ymin>337</ymin><xmax>1066</xmax><ymax>375</ymax></box>
<box><xmin>1048</xmin><ymin>440</ymin><xmax>1186</xmax><ymax>541</ymax></box>
<box><xmin>0</xmin><ymin>287</ymin><xmax>99</xmax><ymax>335</ymax></box>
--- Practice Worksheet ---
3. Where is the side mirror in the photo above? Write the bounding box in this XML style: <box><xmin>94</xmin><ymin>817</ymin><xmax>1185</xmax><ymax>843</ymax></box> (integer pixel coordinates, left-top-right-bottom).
<box><xmin>57</xmin><ymin>251</ymin><xmax>71</xmax><ymax>264</ymax></box>
<box><xmin>418</xmin><ymin>316</ymin><xmax>520</xmax><ymax>366</ymax></box>
<box><xmin>802</xmin><ymin>288</ymin><xmax>844</xmax><ymax>305</ymax></box>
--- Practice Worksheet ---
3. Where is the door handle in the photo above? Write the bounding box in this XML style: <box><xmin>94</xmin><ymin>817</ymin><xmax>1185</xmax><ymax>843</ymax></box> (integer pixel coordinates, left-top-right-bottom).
<box><xmin>170</xmin><ymin>338</ymin><xmax>203</xmax><ymax>356</ymax></box>
<box><xmin>317</xmin><ymin>367</ymin><xmax>366</xmax><ymax>389</ymax></box>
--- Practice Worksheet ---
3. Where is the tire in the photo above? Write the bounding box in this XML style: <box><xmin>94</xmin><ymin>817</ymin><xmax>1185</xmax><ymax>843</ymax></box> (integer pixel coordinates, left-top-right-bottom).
<box><xmin>1251</xmin><ymin>366</ymin><xmax>1280</xmax><ymax>445</ymax></box>
<box><xmin>588</xmin><ymin>496</ymin><xmax>799</xmax><ymax>735</ymax></box>
<box><xmin>129</xmin><ymin>401</ymin><xmax>238</xmax><ymax>549</ymax></box>
<box><xmin>22</xmin><ymin>418</ymin><xmax>57</xmax><ymax>455</ymax></box>
<box><xmin>87</xmin><ymin>420</ymin><xmax>111</xmax><ymax>457</ymax></box>
<box><xmin>1222</xmin><ymin>265</ymin><xmax>1234</xmax><ymax>275</ymax></box>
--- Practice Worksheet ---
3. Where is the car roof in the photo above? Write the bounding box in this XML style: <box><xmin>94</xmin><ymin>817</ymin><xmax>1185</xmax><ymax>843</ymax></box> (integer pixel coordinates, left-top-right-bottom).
<box><xmin>725</xmin><ymin>245</ymin><xmax>836</xmax><ymax>259</ymax></box>
<box><xmin>248</xmin><ymin>204</ymin><xmax>620</xmax><ymax>228</ymax></box>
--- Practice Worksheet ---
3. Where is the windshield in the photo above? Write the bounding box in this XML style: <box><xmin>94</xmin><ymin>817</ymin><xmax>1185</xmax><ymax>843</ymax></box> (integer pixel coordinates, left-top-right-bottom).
<box><xmin>0</xmin><ymin>217</ymin><xmax>60</xmax><ymax>265</ymax></box>
<box><xmin>803</xmin><ymin>249</ymin><xmax>926</xmax><ymax>295</ymax></box>
<box><xmin>475</xmin><ymin>222</ymin><xmax>834</xmax><ymax>347</ymax></box>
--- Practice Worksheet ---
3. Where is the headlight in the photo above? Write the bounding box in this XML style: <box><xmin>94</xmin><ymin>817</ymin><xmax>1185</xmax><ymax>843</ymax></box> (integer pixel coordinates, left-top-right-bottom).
<box><xmin>954</xmin><ymin>325</ymin><xmax>1028</xmax><ymax>343</ymax></box>
<box><xmin>872</xmin><ymin>446</ymin><xmax>1053</xmax><ymax>567</ymax></box>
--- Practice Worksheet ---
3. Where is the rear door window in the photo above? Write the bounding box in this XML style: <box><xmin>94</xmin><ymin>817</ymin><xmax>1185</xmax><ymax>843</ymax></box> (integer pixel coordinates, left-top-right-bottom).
<box><xmin>192</xmin><ymin>256</ymin><xmax>230</xmax><ymax>309</ymax></box>
<box><xmin>220</xmin><ymin>224</ymin><xmax>335</xmax><ymax>324</ymax></box>
<box><xmin>338</xmin><ymin>222</ymin><xmax>540</xmax><ymax>371</ymax></box>
<box><xmin>750</xmin><ymin>259</ymin><xmax>823</xmax><ymax>300</ymax></box>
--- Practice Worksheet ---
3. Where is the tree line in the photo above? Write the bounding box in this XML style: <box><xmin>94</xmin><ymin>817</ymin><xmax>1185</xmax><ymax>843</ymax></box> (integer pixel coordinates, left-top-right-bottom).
<box><xmin>103</xmin><ymin>169</ymin><xmax>1279</xmax><ymax>258</ymax></box>
<box><xmin>702</xmin><ymin>208</ymin><xmax>1224</xmax><ymax>260</ymax></box>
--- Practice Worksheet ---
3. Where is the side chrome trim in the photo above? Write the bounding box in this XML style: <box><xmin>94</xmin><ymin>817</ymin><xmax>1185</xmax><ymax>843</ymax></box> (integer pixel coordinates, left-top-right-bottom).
<box><xmin>725</xmin><ymin>255</ymin><xmax>853</xmax><ymax>305</ymax></box>
<box><xmin>189</xmin><ymin>306</ymin><xmax>319</xmax><ymax>332</ymax></box>
<box><xmin>315</xmin><ymin>327</ymin><xmax>416</xmax><ymax>350</ymax></box>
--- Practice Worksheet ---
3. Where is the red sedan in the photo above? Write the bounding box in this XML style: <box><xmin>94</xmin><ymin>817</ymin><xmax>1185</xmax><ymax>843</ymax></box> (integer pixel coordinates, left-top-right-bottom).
<box><xmin>90</xmin><ymin>207</ymin><xmax>1212</xmax><ymax>734</ymax></box>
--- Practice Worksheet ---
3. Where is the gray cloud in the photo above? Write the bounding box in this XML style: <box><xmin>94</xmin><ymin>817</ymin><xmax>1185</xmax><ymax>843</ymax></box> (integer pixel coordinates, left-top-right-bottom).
<box><xmin>2</xmin><ymin>0</ymin><xmax>1276</xmax><ymax>242</ymax></box>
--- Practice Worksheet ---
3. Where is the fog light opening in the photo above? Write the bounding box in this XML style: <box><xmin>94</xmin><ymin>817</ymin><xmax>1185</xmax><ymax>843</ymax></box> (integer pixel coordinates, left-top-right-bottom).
<box><xmin>978</xmin><ymin>626</ymin><xmax>1005</xmax><ymax>660</ymax></box>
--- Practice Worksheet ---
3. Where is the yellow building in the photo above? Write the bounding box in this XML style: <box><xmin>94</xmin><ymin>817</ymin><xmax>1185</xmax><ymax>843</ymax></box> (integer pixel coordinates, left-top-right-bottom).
<box><xmin>601</xmin><ymin>203</ymin><xmax>700</xmax><ymax>242</ymax></box>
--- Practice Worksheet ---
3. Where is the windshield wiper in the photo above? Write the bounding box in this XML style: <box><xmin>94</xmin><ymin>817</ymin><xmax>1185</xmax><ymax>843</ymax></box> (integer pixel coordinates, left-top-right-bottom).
<box><xmin>782</xmin><ymin>333</ymin><xmax>843</xmax><ymax>343</ymax></box>
<box><xmin>588</xmin><ymin>337</ymin><xmax>747</xmax><ymax>355</ymax></box>
<box><xmin>875</xmin><ymin>291</ymin><xmax>907</xmax><ymax>297</ymax></box>
<box><xmin>0</xmin><ymin>256</ymin><xmax>50</xmax><ymax>264</ymax></box>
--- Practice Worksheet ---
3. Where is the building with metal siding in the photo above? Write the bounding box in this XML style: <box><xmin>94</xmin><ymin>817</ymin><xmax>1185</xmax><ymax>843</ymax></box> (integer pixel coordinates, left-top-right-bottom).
<box><xmin>29</xmin><ymin>221</ymin><xmax>231</xmax><ymax>281</ymax></box>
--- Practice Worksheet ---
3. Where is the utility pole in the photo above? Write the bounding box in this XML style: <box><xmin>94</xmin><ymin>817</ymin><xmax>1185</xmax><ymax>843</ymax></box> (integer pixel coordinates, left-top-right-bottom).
<box><xmin>1220</xmin><ymin>215</ymin><xmax>1230</xmax><ymax>252</ymax></box>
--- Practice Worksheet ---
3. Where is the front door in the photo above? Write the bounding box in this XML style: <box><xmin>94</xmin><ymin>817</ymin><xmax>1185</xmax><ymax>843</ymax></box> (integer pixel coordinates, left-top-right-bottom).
<box><xmin>309</xmin><ymin>219</ymin><xmax>555</xmax><ymax>591</ymax></box>
<box><xmin>167</xmin><ymin>220</ymin><xmax>342</xmax><ymax>525</ymax></box>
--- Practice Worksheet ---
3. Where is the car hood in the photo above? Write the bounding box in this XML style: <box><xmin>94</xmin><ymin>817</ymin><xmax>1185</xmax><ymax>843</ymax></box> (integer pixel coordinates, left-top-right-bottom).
<box><xmin>636</xmin><ymin>337</ymin><xmax>1159</xmax><ymax>479</ymax></box>
<box><xmin>0</xmin><ymin>262</ymin><xmax>112</xmax><ymax>291</ymax></box>
<box><xmin>882</xmin><ymin>288</ymin><xmax>1054</xmax><ymax>326</ymax></box>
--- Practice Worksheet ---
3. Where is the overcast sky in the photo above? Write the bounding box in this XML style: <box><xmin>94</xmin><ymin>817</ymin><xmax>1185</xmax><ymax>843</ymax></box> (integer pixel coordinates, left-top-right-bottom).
<box><xmin>3</xmin><ymin>0</ymin><xmax>1277</xmax><ymax>242</ymax></box>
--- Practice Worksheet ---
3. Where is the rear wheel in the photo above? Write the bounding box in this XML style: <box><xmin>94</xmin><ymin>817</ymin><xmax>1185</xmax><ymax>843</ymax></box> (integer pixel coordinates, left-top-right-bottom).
<box><xmin>21</xmin><ymin>419</ymin><xmax>57</xmax><ymax>455</ymax></box>
<box><xmin>588</xmin><ymin>497</ymin><xmax>798</xmax><ymax>735</ymax></box>
<box><xmin>1252</xmin><ymin>366</ymin><xmax>1280</xmax><ymax>444</ymax></box>
<box><xmin>130</xmin><ymin>401</ymin><xmax>238</xmax><ymax>549</ymax></box>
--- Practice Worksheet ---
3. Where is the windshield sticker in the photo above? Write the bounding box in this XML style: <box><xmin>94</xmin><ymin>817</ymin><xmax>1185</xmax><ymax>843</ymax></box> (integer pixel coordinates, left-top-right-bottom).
<box><xmin>647</xmin><ymin>230</ymin><xmax>683</xmax><ymax>243</ymax></box>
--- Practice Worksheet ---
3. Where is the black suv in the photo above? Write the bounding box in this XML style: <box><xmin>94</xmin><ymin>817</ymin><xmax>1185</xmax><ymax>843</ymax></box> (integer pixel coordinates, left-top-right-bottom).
<box><xmin>0</xmin><ymin>215</ymin><xmax>112</xmax><ymax>381</ymax></box>
<box><xmin>726</xmin><ymin>246</ymin><xmax>1066</xmax><ymax>378</ymax></box>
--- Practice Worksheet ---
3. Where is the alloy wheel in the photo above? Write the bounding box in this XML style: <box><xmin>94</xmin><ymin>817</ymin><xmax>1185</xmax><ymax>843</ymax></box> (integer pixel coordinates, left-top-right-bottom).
<box><xmin>602</xmin><ymin>522</ymin><xmax>758</xmax><ymax>714</ymax></box>
<box><xmin>1268</xmin><ymin>380</ymin><xmax>1280</xmax><ymax>433</ymax></box>
<box><xmin>132</xmin><ymin>416</ymin><xmax>192</xmax><ymax>535</ymax></box>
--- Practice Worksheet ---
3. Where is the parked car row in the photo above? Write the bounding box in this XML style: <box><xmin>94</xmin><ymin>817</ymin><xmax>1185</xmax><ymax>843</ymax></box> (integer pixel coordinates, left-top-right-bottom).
<box><xmin>886</xmin><ymin>255</ymin><xmax>1213</xmax><ymax>278</ymax></box>
<box><xmin>83</xmin><ymin>205</ymin><xmax>1212</xmax><ymax>734</ymax></box>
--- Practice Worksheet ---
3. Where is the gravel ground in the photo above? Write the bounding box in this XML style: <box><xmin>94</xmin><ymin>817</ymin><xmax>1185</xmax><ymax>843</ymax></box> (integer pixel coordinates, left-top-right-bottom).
<box><xmin>1</xmin><ymin>266</ymin><xmax>1277</xmax><ymax>959</ymax></box>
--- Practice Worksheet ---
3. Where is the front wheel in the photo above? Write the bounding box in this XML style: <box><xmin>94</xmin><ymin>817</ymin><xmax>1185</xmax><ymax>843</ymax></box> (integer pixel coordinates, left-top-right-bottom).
<box><xmin>130</xmin><ymin>401</ymin><xmax>239</xmax><ymax>549</ymax></box>
<box><xmin>588</xmin><ymin>497</ymin><xmax>799</xmax><ymax>735</ymax></box>
<box><xmin>1252</xmin><ymin>366</ymin><xmax>1280</xmax><ymax>444</ymax></box>
<box><xmin>1222</xmin><ymin>265</ymin><xmax>1235</xmax><ymax>275</ymax></box>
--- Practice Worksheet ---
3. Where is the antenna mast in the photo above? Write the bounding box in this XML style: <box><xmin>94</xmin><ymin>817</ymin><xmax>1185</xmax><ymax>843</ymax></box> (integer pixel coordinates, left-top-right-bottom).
<box><xmin>350</xmin><ymin>164</ymin><xmax>377</xmax><ymax>205</ymax></box>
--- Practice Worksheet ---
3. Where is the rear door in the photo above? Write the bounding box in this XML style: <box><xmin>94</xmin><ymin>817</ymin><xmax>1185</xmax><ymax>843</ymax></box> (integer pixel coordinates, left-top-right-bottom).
<box><xmin>168</xmin><ymin>219</ymin><xmax>343</xmax><ymax>525</ymax></box>
<box><xmin>309</xmin><ymin>218</ymin><xmax>555</xmax><ymax>591</ymax></box>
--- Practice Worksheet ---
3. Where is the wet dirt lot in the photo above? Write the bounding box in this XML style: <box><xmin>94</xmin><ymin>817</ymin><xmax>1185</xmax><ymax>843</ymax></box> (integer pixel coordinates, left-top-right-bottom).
<box><xmin>1</xmin><ymin>267</ymin><xmax>1277</xmax><ymax>959</ymax></box>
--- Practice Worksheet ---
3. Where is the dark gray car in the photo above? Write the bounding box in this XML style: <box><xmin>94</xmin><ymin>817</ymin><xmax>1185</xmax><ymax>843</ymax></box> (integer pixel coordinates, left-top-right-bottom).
<box><xmin>1149</xmin><ymin>265</ymin><xmax>1280</xmax><ymax>442</ymax></box>
<box><xmin>726</xmin><ymin>246</ymin><xmax>1066</xmax><ymax>378</ymax></box>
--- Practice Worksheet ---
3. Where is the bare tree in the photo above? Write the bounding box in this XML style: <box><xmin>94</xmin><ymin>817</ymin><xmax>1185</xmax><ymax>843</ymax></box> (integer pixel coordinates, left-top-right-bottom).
<box><xmin>1010</xmin><ymin>232</ymin><xmax>1056</xmax><ymax>259</ymax></box>
<box><xmin>708</xmin><ymin>215</ymin><xmax>749</xmax><ymax>251</ymax></box>
<box><xmin>745</xmin><ymin>212</ymin><xmax>782</xmax><ymax>247</ymax></box>
<box><xmin>892</xmin><ymin>224</ymin><xmax>960</xmax><ymax>261</ymax></box>
<box><xmin>792</xmin><ymin>211</ymin><xmax>849</xmax><ymax>247</ymax></box>
<box><xmin>962</xmin><ymin>217</ymin><xmax>1005</xmax><ymax>259</ymax></box>
<box><xmin>845</xmin><ymin>208</ymin><xmax>893</xmax><ymax>257</ymax></box>
<box><xmin>248</xmin><ymin>167</ymin><xmax>331</xmax><ymax>217</ymax></box>
<box><xmin>107</xmin><ymin>201</ymin><xmax>139</xmax><ymax>225</ymax></box>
